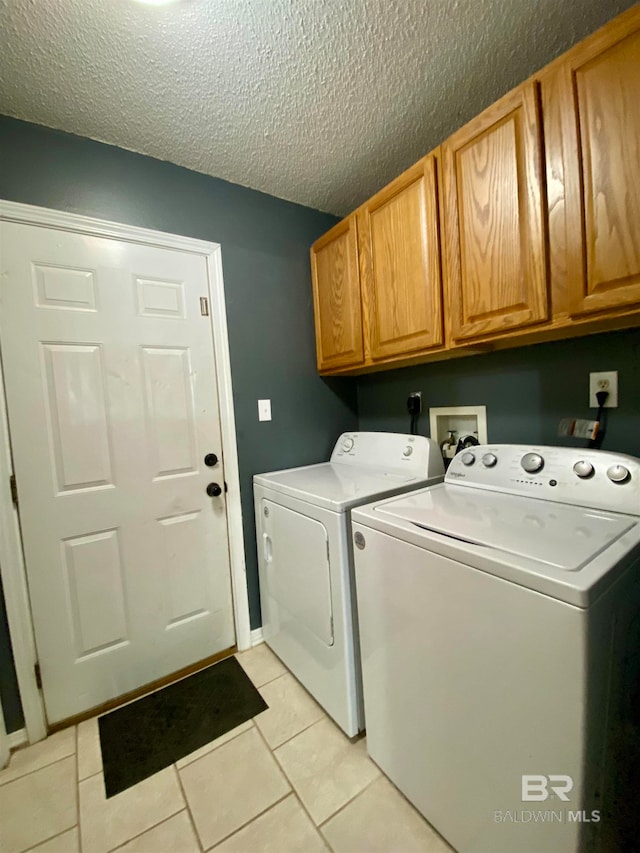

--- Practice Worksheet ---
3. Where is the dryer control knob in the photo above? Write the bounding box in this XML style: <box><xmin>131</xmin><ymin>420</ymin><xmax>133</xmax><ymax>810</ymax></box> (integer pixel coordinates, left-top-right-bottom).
<box><xmin>342</xmin><ymin>436</ymin><xmax>354</xmax><ymax>452</ymax></box>
<box><xmin>482</xmin><ymin>453</ymin><xmax>497</xmax><ymax>468</ymax></box>
<box><xmin>607</xmin><ymin>464</ymin><xmax>630</xmax><ymax>484</ymax></box>
<box><xmin>403</xmin><ymin>446</ymin><xmax>413</xmax><ymax>457</ymax></box>
<box><xmin>573</xmin><ymin>460</ymin><xmax>594</xmax><ymax>479</ymax></box>
<box><xmin>521</xmin><ymin>452</ymin><xmax>544</xmax><ymax>474</ymax></box>
<box><xmin>461</xmin><ymin>452</ymin><xmax>475</xmax><ymax>466</ymax></box>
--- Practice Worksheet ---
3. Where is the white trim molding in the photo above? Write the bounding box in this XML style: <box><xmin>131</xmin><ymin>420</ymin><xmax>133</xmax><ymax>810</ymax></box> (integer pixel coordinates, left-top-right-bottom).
<box><xmin>0</xmin><ymin>698</ymin><xmax>9</xmax><ymax>768</ymax></box>
<box><xmin>0</xmin><ymin>200</ymin><xmax>251</xmax><ymax>742</ymax></box>
<box><xmin>8</xmin><ymin>728</ymin><xmax>28</xmax><ymax>750</ymax></box>
<box><xmin>250</xmin><ymin>627</ymin><xmax>264</xmax><ymax>647</ymax></box>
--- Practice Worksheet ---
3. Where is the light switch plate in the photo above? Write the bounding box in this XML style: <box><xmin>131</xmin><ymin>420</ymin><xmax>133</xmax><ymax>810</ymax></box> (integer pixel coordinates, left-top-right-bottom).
<box><xmin>258</xmin><ymin>399</ymin><xmax>272</xmax><ymax>421</ymax></box>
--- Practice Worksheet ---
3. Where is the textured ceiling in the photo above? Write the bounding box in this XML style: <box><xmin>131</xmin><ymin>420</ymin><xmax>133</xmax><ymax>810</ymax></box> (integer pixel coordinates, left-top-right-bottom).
<box><xmin>0</xmin><ymin>0</ymin><xmax>636</xmax><ymax>215</ymax></box>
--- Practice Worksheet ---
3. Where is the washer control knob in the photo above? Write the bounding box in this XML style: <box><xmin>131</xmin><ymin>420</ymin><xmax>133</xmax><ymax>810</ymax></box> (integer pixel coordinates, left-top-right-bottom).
<box><xmin>573</xmin><ymin>460</ymin><xmax>594</xmax><ymax>479</ymax></box>
<box><xmin>607</xmin><ymin>464</ymin><xmax>630</xmax><ymax>484</ymax></box>
<box><xmin>403</xmin><ymin>446</ymin><xmax>413</xmax><ymax>457</ymax></box>
<box><xmin>342</xmin><ymin>437</ymin><xmax>354</xmax><ymax>452</ymax></box>
<box><xmin>461</xmin><ymin>452</ymin><xmax>475</xmax><ymax>466</ymax></box>
<box><xmin>482</xmin><ymin>453</ymin><xmax>497</xmax><ymax>468</ymax></box>
<box><xmin>521</xmin><ymin>452</ymin><xmax>544</xmax><ymax>474</ymax></box>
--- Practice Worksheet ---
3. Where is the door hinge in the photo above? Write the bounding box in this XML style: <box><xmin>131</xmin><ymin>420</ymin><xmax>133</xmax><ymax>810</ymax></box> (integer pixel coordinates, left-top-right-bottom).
<box><xmin>200</xmin><ymin>297</ymin><xmax>209</xmax><ymax>316</ymax></box>
<box><xmin>9</xmin><ymin>474</ymin><xmax>18</xmax><ymax>508</ymax></box>
<box><xmin>34</xmin><ymin>661</ymin><xmax>42</xmax><ymax>690</ymax></box>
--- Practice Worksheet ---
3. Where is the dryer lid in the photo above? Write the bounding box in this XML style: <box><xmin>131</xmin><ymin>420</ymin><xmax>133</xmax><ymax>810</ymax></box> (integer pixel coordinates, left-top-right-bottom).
<box><xmin>254</xmin><ymin>462</ymin><xmax>430</xmax><ymax>512</ymax></box>
<box><xmin>376</xmin><ymin>484</ymin><xmax>637</xmax><ymax>571</ymax></box>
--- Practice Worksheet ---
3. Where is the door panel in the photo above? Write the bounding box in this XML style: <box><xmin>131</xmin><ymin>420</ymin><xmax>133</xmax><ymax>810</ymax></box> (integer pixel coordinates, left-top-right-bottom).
<box><xmin>158</xmin><ymin>510</ymin><xmax>217</xmax><ymax>631</ymax></box>
<box><xmin>557</xmin><ymin>27</ymin><xmax>640</xmax><ymax>315</ymax></box>
<box><xmin>43</xmin><ymin>343</ymin><xmax>114</xmax><ymax>492</ymax></box>
<box><xmin>360</xmin><ymin>156</ymin><xmax>443</xmax><ymax>358</ymax></box>
<box><xmin>64</xmin><ymin>529</ymin><xmax>129</xmax><ymax>658</ymax></box>
<box><xmin>34</xmin><ymin>264</ymin><xmax>97</xmax><ymax>311</ymax></box>
<box><xmin>141</xmin><ymin>346</ymin><xmax>198</xmax><ymax>478</ymax></box>
<box><xmin>0</xmin><ymin>222</ymin><xmax>235</xmax><ymax>722</ymax></box>
<box><xmin>262</xmin><ymin>500</ymin><xmax>334</xmax><ymax>647</ymax></box>
<box><xmin>310</xmin><ymin>215</ymin><xmax>364</xmax><ymax>371</ymax></box>
<box><xmin>442</xmin><ymin>83</ymin><xmax>548</xmax><ymax>341</ymax></box>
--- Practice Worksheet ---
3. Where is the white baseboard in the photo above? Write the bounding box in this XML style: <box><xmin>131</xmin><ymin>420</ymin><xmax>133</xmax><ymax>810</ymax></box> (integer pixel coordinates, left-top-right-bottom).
<box><xmin>8</xmin><ymin>728</ymin><xmax>27</xmax><ymax>750</ymax></box>
<box><xmin>250</xmin><ymin>627</ymin><xmax>264</xmax><ymax>647</ymax></box>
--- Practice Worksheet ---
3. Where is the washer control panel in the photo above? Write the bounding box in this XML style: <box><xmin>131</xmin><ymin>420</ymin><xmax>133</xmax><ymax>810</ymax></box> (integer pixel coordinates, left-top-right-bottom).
<box><xmin>330</xmin><ymin>432</ymin><xmax>445</xmax><ymax>479</ymax></box>
<box><xmin>445</xmin><ymin>444</ymin><xmax>640</xmax><ymax>515</ymax></box>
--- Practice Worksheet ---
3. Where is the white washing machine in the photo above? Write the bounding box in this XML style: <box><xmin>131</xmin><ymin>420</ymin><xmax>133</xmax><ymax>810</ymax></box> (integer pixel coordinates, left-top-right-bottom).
<box><xmin>254</xmin><ymin>432</ymin><xmax>444</xmax><ymax>737</ymax></box>
<box><xmin>352</xmin><ymin>444</ymin><xmax>640</xmax><ymax>853</ymax></box>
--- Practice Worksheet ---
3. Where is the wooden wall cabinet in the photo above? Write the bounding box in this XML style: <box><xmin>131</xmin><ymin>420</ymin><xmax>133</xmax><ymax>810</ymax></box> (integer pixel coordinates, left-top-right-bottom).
<box><xmin>442</xmin><ymin>82</ymin><xmax>549</xmax><ymax>344</ymax></box>
<box><xmin>545</xmin><ymin>13</ymin><xmax>640</xmax><ymax>318</ymax></box>
<box><xmin>359</xmin><ymin>155</ymin><xmax>443</xmax><ymax>360</ymax></box>
<box><xmin>310</xmin><ymin>215</ymin><xmax>364</xmax><ymax>371</ymax></box>
<box><xmin>310</xmin><ymin>6</ymin><xmax>640</xmax><ymax>375</ymax></box>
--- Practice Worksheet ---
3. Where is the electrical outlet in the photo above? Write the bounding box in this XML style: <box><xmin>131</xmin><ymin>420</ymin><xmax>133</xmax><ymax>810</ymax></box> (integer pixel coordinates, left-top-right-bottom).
<box><xmin>589</xmin><ymin>371</ymin><xmax>618</xmax><ymax>408</ymax></box>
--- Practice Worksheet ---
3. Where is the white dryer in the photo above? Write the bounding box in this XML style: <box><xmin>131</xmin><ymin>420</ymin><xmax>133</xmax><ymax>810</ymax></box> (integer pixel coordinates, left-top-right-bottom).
<box><xmin>254</xmin><ymin>432</ymin><xmax>444</xmax><ymax>737</ymax></box>
<box><xmin>352</xmin><ymin>444</ymin><xmax>640</xmax><ymax>853</ymax></box>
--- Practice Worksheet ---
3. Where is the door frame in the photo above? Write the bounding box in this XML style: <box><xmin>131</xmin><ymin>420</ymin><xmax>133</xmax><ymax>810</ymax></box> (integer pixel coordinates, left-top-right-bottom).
<box><xmin>0</xmin><ymin>200</ymin><xmax>251</xmax><ymax>743</ymax></box>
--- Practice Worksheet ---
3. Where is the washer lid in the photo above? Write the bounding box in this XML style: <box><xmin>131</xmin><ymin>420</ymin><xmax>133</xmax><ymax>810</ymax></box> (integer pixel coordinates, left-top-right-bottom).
<box><xmin>377</xmin><ymin>484</ymin><xmax>636</xmax><ymax>571</ymax></box>
<box><xmin>254</xmin><ymin>462</ymin><xmax>428</xmax><ymax>512</ymax></box>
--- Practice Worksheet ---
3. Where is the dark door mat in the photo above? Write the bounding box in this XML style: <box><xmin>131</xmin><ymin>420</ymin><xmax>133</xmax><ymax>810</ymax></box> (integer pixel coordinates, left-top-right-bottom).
<box><xmin>98</xmin><ymin>655</ymin><xmax>268</xmax><ymax>798</ymax></box>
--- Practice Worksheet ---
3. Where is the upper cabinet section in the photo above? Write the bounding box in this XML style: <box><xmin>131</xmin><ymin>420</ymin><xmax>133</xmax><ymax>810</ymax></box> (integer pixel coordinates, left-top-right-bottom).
<box><xmin>442</xmin><ymin>83</ymin><xmax>548</xmax><ymax>342</ymax></box>
<box><xmin>359</xmin><ymin>156</ymin><xmax>443</xmax><ymax>360</ymax></box>
<box><xmin>546</xmin><ymin>13</ymin><xmax>640</xmax><ymax>317</ymax></box>
<box><xmin>310</xmin><ymin>6</ymin><xmax>640</xmax><ymax>375</ymax></box>
<box><xmin>310</xmin><ymin>215</ymin><xmax>364</xmax><ymax>371</ymax></box>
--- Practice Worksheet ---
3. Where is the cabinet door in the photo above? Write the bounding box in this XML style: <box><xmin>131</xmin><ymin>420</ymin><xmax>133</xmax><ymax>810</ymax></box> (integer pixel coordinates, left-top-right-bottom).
<box><xmin>360</xmin><ymin>156</ymin><xmax>443</xmax><ymax>360</ymax></box>
<box><xmin>442</xmin><ymin>83</ymin><xmax>548</xmax><ymax>342</ymax></box>
<box><xmin>553</xmin><ymin>15</ymin><xmax>640</xmax><ymax>316</ymax></box>
<box><xmin>310</xmin><ymin>215</ymin><xmax>364</xmax><ymax>371</ymax></box>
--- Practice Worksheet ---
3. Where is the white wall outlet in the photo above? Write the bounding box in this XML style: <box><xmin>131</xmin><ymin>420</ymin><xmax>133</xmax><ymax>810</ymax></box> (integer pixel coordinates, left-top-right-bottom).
<box><xmin>589</xmin><ymin>371</ymin><xmax>618</xmax><ymax>408</ymax></box>
<box><xmin>258</xmin><ymin>399</ymin><xmax>272</xmax><ymax>421</ymax></box>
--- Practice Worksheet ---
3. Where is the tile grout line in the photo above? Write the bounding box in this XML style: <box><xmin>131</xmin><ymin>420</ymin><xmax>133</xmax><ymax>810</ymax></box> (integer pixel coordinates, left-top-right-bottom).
<box><xmin>253</xmin><ymin>721</ymin><xmax>331</xmax><ymax>850</ymax></box>
<box><xmin>175</xmin><ymin>720</ymin><xmax>256</xmax><ymax>770</ymax></box>
<box><xmin>317</xmin><ymin>773</ymin><xmax>380</xmax><ymax>829</ymax></box>
<box><xmin>202</xmin><ymin>791</ymin><xmax>293</xmax><ymax>852</ymax></box>
<box><xmin>78</xmin><ymin>768</ymin><xmax>102</xmax><ymax>784</ymax></box>
<box><xmin>107</xmin><ymin>808</ymin><xmax>191</xmax><ymax>853</ymax></box>
<box><xmin>21</xmin><ymin>824</ymin><xmax>77</xmax><ymax>853</ymax></box>
<box><xmin>261</xmin><ymin>715</ymin><xmax>384</xmax><ymax>842</ymax></box>
<box><xmin>0</xmin><ymin>750</ymin><xmax>78</xmax><ymax>789</ymax></box>
<box><xmin>173</xmin><ymin>764</ymin><xmax>205</xmax><ymax>853</ymax></box>
<box><xmin>257</xmin><ymin>712</ymin><xmax>326</xmax><ymax>752</ymax></box>
<box><xmin>250</xmin><ymin>668</ymin><xmax>289</xmax><ymax>690</ymax></box>
<box><xmin>102</xmin><ymin>802</ymin><xmax>185</xmax><ymax>853</ymax></box>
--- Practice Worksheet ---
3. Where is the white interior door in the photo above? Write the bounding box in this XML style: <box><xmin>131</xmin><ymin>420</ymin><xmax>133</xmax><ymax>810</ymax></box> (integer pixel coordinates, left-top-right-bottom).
<box><xmin>0</xmin><ymin>222</ymin><xmax>236</xmax><ymax>724</ymax></box>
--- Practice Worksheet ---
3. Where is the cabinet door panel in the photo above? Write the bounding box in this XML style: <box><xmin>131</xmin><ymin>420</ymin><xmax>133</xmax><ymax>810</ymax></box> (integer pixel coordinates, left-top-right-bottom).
<box><xmin>560</xmin><ymin>26</ymin><xmax>640</xmax><ymax>315</ymax></box>
<box><xmin>361</xmin><ymin>157</ymin><xmax>443</xmax><ymax>359</ymax></box>
<box><xmin>443</xmin><ymin>83</ymin><xmax>548</xmax><ymax>342</ymax></box>
<box><xmin>310</xmin><ymin>216</ymin><xmax>364</xmax><ymax>371</ymax></box>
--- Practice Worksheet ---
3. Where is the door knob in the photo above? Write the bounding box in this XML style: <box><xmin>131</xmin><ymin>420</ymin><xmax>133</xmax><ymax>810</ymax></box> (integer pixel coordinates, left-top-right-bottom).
<box><xmin>204</xmin><ymin>453</ymin><xmax>218</xmax><ymax>467</ymax></box>
<box><xmin>206</xmin><ymin>482</ymin><xmax>222</xmax><ymax>497</ymax></box>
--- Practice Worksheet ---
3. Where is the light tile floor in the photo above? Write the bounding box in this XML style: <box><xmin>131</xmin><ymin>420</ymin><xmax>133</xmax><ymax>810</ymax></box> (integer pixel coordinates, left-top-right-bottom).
<box><xmin>0</xmin><ymin>645</ymin><xmax>454</xmax><ymax>853</ymax></box>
